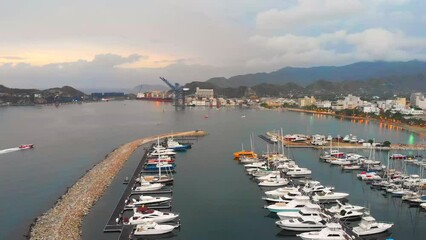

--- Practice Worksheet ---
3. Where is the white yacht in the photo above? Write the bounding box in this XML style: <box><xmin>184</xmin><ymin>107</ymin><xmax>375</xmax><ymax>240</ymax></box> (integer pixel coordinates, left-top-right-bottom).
<box><xmin>258</xmin><ymin>177</ymin><xmax>289</xmax><ymax>187</ymax></box>
<box><xmin>266</xmin><ymin>196</ymin><xmax>311</xmax><ymax>213</ymax></box>
<box><xmin>297</xmin><ymin>223</ymin><xmax>351</xmax><ymax>240</ymax></box>
<box><xmin>277</xmin><ymin>203</ymin><xmax>323</xmax><ymax>220</ymax></box>
<box><xmin>126</xmin><ymin>207</ymin><xmax>179</xmax><ymax>224</ymax></box>
<box><xmin>264</xmin><ymin>186</ymin><xmax>300</xmax><ymax>198</ymax></box>
<box><xmin>334</xmin><ymin>209</ymin><xmax>363</xmax><ymax>220</ymax></box>
<box><xmin>352</xmin><ymin>215</ymin><xmax>393</xmax><ymax>236</ymax></box>
<box><xmin>257</xmin><ymin>173</ymin><xmax>280</xmax><ymax>181</ymax></box>
<box><xmin>133</xmin><ymin>221</ymin><xmax>178</xmax><ymax>236</ymax></box>
<box><xmin>420</xmin><ymin>203</ymin><xmax>426</xmax><ymax>209</ymax></box>
<box><xmin>327</xmin><ymin>200</ymin><xmax>364</xmax><ymax>214</ymax></box>
<box><xmin>276</xmin><ymin>216</ymin><xmax>327</xmax><ymax>231</ymax></box>
<box><xmin>126</xmin><ymin>195</ymin><xmax>171</xmax><ymax>207</ymax></box>
<box><xmin>285</xmin><ymin>167</ymin><xmax>312</xmax><ymax>177</ymax></box>
<box><xmin>133</xmin><ymin>181</ymin><xmax>164</xmax><ymax>192</ymax></box>
<box><xmin>312</xmin><ymin>189</ymin><xmax>349</xmax><ymax>202</ymax></box>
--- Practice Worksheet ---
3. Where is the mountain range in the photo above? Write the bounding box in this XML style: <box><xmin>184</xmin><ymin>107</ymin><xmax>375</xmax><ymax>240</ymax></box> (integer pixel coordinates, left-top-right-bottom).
<box><xmin>181</xmin><ymin>61</ymin><xmax>426</xmax><ymax>98</ymax></box>
<box><xmin>206</xmin><ymin>60</ymin><xmax>426</xmax><ymax>88</ymax></box>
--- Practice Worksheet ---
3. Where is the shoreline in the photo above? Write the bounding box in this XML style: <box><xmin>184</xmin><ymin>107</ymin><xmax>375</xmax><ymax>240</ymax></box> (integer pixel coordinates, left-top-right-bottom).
<box><xmin>285</xmin><ymin>108</ymin><xmax>426</xmax><ymax>137</ymax></box>
<box><xmin>28</xmin><ymin>130</ymin><xmax>207</xmax><ymax>240</ymax></box>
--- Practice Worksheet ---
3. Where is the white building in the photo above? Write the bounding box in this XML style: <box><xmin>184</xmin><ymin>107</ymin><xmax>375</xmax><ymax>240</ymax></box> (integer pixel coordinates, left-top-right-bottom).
<box><xmin>341</xmin><ymin>94</ymin><xmax>363</xmax><ymax>109</ymax></box>
<box><xmin>362</xmin><ymin>103</ymin><xmax>380</xmax><ymax>114</ymax></box>
<box><xmin>410</xmin><ymin>92</ymin><xmax>426</xmax><ymax>109</ymax></box>
<box><xmin>316</xmin><ymin>101</ymin><xmax>332</xmax><ymax>108</ymax></box>
<box><xmin>195</xmin><ymin>87</ymin><xmax>214</xmax><ymax>98</ymax></box>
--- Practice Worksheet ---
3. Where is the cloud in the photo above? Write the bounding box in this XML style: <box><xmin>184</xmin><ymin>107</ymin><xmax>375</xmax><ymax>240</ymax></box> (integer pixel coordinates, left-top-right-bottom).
<box><xmin>0</xmin><ymin>56</ymin><xmax>26</xmax><ymax>60</ymax></box>
<box><xmin>246</xmin><ymin>28</ymin><xmax>426</xmax><ymax>70</ymax></box>
<box><xmin>0</xmin><ymin>53</ymin><xmax>242</xmax><ymax>89</ymax></box>
<box><xmin>256</xmin><ymin>0</ymin><xmax>364</xmax><ymax>30</ymax></box>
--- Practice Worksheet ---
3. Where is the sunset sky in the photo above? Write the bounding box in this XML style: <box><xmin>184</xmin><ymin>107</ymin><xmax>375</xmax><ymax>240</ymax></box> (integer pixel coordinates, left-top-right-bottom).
<box><xmin>1</xmin><ymin>0</ymin><xmax>425</xmax><ymax>88</ymax></box>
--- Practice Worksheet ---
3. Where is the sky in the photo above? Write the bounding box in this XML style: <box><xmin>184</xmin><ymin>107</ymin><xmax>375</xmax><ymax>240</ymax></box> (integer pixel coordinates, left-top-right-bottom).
<box><xmin>1</xmin><ymin>0</ymin><xmax>426</xmax><ymax>89</ymax></box>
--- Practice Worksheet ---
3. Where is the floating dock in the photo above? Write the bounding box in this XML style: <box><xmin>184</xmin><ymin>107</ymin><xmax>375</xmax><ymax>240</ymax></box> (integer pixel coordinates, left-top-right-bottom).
<box><xmin>266</xmin><ymin>132</ymin><xmax>426</xmax><ymax>151</ymax></box>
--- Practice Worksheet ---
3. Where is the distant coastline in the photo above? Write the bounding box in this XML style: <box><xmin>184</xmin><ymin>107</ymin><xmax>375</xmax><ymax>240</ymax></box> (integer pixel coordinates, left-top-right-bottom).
<box><xmin>284</xmin><ymin>107</ymin><xmax>426</xmax><ymax>136</ymax></box>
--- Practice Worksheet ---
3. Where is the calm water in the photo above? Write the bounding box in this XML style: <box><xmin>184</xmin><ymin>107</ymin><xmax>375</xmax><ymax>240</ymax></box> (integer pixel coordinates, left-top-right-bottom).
<box><xmin>0</xmin><ymin>101</ymin><xmax>425</xmax><ymax>240</ymax></box>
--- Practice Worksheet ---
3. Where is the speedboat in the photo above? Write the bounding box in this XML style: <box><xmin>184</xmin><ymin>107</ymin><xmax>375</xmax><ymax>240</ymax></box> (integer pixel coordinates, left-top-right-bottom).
<box><xmin>19</xmin><ymin>144</ymin><xmax>34</xmax><ymax>149</ymax></box>
<box><xmin>125</xmin><ymin>207</ymin><xmax>179</xmax><ymax>224</ymax></box>
<box><xmin>264</xmin><ymin>186</ymin><xmax>300</xmax><ymax>198</ymax></box>
<box><xmin>277</xmin><ymin>203</ymin><xmax>322</xmax><ymax>220</ymax></box>
<box><xmin>276</xmin><ymin>216</ymin><xmax>327</xmax><ymax>231</ymax></box>
<box><xmin>133</xmin><ymin>181</ymin><xmax>164</xmax><ymax>192</ymax></box>
<box><xmin>266</xmin><ymin>196</ymin><xmax>311</xmax><ymax>213</ymax></box>
<box><xmin>327</xmin><ymin>200</ymin><xmax>364</xmax><ymax>214</ymax></box>
<box><xmin>258</xmin><ymin>177</ymin><xmax>289</xmax><ymax>187</ymax></box>
<box><xmin>297</xmin><ymin>223</ymin><xmax>351</xmax><ymax>240</ymax></box>
<box><xmin>342</xmin><ymin>164</ymin><xmax>361</xmax><ymax>170</ymax></box>
<box><xmin>352</xmin><ymin>215</ymin><xmax>393</xmax><ymax>236</ymax></box>
<box><xmin>126</xmin><ymin>195</ymin><xmax>171</xmax><ymax>207</ymax></box>
<box><xmin>133</xmin><ymin>221</ymin><xmax>178</xmax><ymax>236</ymax></box>
<box><xmin>312</xmin><ymin>189</ymin><xmax>349</xmax><ymax>202</ymax></box>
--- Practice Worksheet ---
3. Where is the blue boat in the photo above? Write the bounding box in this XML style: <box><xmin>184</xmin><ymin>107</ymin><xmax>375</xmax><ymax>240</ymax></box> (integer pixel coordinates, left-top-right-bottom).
<box><xmin>166</xmin><ymin>138</ymin><xmax>191</xmax><ymax>151</ymax></box>
<box><xmin>144</xmin><ymin>163</ymin><xmax>176</xmax><ymax>171</ymax></box>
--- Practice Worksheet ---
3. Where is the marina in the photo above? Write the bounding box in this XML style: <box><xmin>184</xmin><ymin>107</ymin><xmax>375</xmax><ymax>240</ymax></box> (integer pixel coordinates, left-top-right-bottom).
<box><xmin>1</xmin><ymin>101</ymin><xmax>426</xmax><ymax>240</ymax></box>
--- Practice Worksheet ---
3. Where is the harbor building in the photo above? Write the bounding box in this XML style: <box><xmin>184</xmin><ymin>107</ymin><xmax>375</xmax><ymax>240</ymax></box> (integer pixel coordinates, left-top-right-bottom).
<box><xmin>195</xmin><ymin>87</ymin><xmax>214</xmax><ymax>98</ymax></box>
<box><xmin>410</xmin><ymin>92</ymin><xmax>426</xmax><ymax>109</ymax></box>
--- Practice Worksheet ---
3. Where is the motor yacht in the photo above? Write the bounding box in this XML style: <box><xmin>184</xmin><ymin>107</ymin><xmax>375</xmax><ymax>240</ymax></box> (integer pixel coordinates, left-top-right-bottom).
<box><xmin>327</xmin><ymin>200</ymin><xmax>364</xmax><ymax>214</ymax></box>
<box><xmin>133</xmin><ymin>181</ymin><xmax>164</xmax><ymax>192</ymax></box>
<box><xmin>333</xmin><ymin>209</ymin><xmax>363</xmax><ymax>220</ymax></box>
<box><xmin>126</xmin><ymin>195</ymin><xmax>171</xmax><ymax>207</ymax></box>
<box><xmin>312</xmin><ymin>189</ymin><xmax>349</xmax><ymax>202</ymax></box>
<box><xmin>266</xmin><ymin>196</ymin><xmax>311</xmax><ymax>213</ymax></box>
<box><xmin>258</xmin><ymin>177</ymin><xmax>289</xmax><ymax>187</ymax></box>
<box><xmin>133</xmin><ymin>221</ymin><xmax>178</xmax><ymax>236</ymax></box>
<box><xmin>125</xmin><ymin>207</ymin><xmax>179</xmax><ymax>224</ymax></box>
<box><xmin>297</xmin><ymin>223</ymin><xmax>351</xmax><ymax>240</ymax></box>
<box><xmin>277</xmin><ymin>203</ymin><xmax>322</xmax><ymax>220</ymax></box>
<box><xmin>264</xmin><ymin>186</ymin><xmax>300</xmax><ymax>198</ymax></box>
<box><xmin>352</xmin><ymin>215</ymin><xmax>393</xmax><ymax>236</ymax></box>
<box><xmin>276</xmin><ymin>216</ymin><xmax>327</xmax><ymax>231</ymax></box>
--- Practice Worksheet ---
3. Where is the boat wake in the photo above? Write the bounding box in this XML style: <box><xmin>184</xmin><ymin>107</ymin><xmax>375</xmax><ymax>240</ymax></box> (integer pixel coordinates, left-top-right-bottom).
<box><xmin>0</xmin><ymin>147</ymin><xmax>21</xmax><ymax>155</ymax></box>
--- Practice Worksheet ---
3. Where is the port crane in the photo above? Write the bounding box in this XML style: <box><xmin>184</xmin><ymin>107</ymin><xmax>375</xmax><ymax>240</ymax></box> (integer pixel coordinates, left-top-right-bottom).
<box><xmin>159</xmin><ymin>77</ymin><xmax>189</xmax><ymax>108</ymax></box>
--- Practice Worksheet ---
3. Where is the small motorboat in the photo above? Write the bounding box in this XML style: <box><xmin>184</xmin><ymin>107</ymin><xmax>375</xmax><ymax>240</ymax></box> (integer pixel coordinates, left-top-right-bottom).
<box><xmin>19</xmin><ymin>144</ymin><xmax>34</xmax><ymax>149</ymax></box>
<box><xmin>297</xmin><ymin>223</ymin><xmax>351</xmax><ymax>240</ymax></box>
<box><xmin>276</xmin><ymin>215</ymin><xmax>327</xmax><ymax>231</ymax></box>
<box><xmin>125</xmin><ymin>207</ymin><xmax>179</xmax><ymax>224</ymax></box>
<box><xmin>352</xmin><ymin>215</ymin><xmax>393</xmax><ymax>236</ymax></box>
<box><xmin>133</xmin><ymin>221</ymin><xmax>178</xmax><ymax>236</ymax></box>
<box><xmin>420</xmin><ymin>203</ymin><xmax>426</xmax><ymax>209</ymax></box>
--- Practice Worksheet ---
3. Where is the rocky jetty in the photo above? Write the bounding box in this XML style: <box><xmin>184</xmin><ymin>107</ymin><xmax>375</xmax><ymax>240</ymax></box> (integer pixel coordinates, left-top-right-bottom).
<box><xmin>29</xmin><ymin>130</ymin><xmax>207</xmax><ymax>240</ymax></box>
